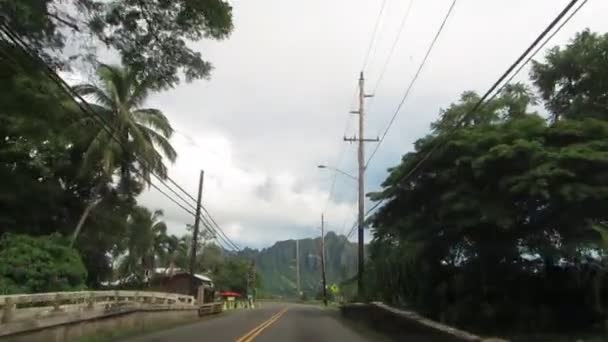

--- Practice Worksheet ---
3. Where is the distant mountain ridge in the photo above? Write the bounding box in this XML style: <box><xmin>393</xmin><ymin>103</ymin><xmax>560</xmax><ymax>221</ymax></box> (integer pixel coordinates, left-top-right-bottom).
<box><xmin>238</xmin><ymin>232</ymin><xmax>358</xmax><ymax>297</ymax></box>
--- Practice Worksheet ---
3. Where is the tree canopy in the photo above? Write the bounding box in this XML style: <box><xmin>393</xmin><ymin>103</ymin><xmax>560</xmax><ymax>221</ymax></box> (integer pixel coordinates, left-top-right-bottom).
<box><xmin>0</xmin><ymin>234</ymin><xmax>87</xmax><ymax>294</ymax></box>
<box><xmin>0</xmin><ymin>0</ymin><xmax>256</xmax><ymax>298</ymax></box>
<box><xmin>367</xmin><ymin>30</ymin><xmax>608</xmax><ymax>333</ymax></box>
<box><xmin>1</xmin><ymin>0</ymin><xmax>234</xmax><ymax>88</ymax></box>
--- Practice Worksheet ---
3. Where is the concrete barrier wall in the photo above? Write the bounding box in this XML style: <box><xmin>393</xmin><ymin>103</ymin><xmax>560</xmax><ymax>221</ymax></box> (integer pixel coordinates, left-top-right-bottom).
<box><xmin>341</xmin><ymin>302</ymin><xmax>506</xmax><ymax>342</ymax></box>
<box><xmin>0</xmin><ymin>304</ymin><xmax>222</xmax><ymax>342</ymax></box>
<box><xmin>0</xmin><ymin>290</ymin><xmax>196</xmax><ymax>324</ymax></box>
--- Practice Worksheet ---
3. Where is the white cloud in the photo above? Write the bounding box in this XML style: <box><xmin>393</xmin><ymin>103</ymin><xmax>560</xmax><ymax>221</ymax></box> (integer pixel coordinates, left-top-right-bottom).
<box><xmin>138</xmin><ymin>130</ymin><xmax>356</xmax><ymax>248</ymax></box>
<box><xmin>136</xmin><ymin>0</ymin><xmax>608</xmax><ymax>249</ymax></box>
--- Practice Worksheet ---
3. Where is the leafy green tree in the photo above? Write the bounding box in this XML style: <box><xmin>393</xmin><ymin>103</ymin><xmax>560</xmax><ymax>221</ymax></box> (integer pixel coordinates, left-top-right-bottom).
<box><xmin>1</xmin><ymin>45</ymin><xmax>83</xmax><ymax>236</ymax></box>
<box><xmin>368</xmin><ymin>31</ymin><xmax>608</xmax><ymax>333</ymax></box>
<box><xmin>532</xmin><ymin>29</ymin><xmax>608</xmax><ymax>122</ymax></box>
<box><xmin>163</xmin><ymin>234</ymin><xmax>190</xmax><ymax>270</ymax></box>
<box><xmin>1</xmin><ymin>0</ymin><xmax>234</xmax><ymax>89</ymax></box>
<box><xmin>70</xmin><ymin>64</ymin><xmax>177</xmax><ymax>245</ymax></box>
<box><xmin>213</xmin><ymin>257</ymin><xmax>250</xmax><ymax>293</ymax></box>
<box><xmin>0</xmin><ymin>234</ymin><xmax>87</xmax><ymax>294</ymax></box>
<box><xmin>0</xmin><ymin>44</ymin><xmax>137</xmax><ymax>287</ymax></box>
<box><xmin>199</xmin><ymin>243</ymin><xmax>225</xmax><ymax>274</ymax></box>
<box><xmin>117</xmin><ymin>207</ymin><xmax>171</xmax><ymax>283</ymax></box>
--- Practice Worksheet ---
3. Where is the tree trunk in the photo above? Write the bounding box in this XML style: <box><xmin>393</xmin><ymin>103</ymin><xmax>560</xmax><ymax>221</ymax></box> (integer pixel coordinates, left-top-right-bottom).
<box><xmin>594</xmin><ymin>270</ymin><xmax>603</xmax><ymax>316</ymax></box>
<box><xmin>70</xmin><ymin>198</ymin><xmax>101</xmax><ymax>247</ymax></box>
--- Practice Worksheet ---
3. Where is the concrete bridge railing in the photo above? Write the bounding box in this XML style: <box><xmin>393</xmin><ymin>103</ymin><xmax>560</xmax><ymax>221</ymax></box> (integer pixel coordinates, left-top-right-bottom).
<box><xmin>0</xmin><ymin>290</ymin><xmax>195</xmax><ymax>324</ymax></box>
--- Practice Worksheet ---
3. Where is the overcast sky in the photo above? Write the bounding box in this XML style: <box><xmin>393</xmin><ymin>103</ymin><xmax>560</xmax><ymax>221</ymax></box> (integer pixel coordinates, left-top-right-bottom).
<box><xmin>134</xmin><ymin>0</ymin><xmax>608</xmax><ymax>249</ymax></box>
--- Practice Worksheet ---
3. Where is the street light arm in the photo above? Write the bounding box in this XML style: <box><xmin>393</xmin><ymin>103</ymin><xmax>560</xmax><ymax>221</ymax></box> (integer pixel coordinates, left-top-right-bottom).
<box><xmin>317</xmin><ymin>165</ymin><xmax>357</xmax><ymax>181</ymax></box>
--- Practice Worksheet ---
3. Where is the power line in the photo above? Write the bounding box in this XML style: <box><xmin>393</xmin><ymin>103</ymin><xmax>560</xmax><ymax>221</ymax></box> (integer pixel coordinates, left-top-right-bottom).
<box><xmin>0</xmin><ymin>22</ymin><xmax>241</xmax><ymax>252</ymax></box>
<box><xmin>486</xmin><ymin>0</ymin><xmax>588</xmax><ymax>104</ymax></box>
<box><xmin>365</xmin><ymin>0</ymin><xmax>458</xmax><ymax>168</ymax></box>
<box><xmin>323</xmin><ymin>0</ymin><xmax>394</xmax><ymax>226</ymax></box>
<box><xmin>1</xmin><ymin>28</ymin><xmax>240</xmax><ymax>252</ymax></box>
<box><xmin>345</xmin><ymin>195</ymin><xmax>385</xmax><ymax>240</ymax></box>
<box><xmin>151</xmin><ymin>133</ymin><xmax>242</xmax><ymax>250</ymax></box>
<box><xmin>361</xmin><ymin>0</ymin><xmax>388</xmax><ymax>71</ymax></box>
<box><xmin>366</xmin><ymin>0</ymin><xmax>585</xmax><ymax>216</ymax></box>
<box><xmin>338</xmin><ymin>181</ymin><xmax>359</xmax><ymax>237</ymax></box>
<box><xmin>154</xmin><ymin>144</ymin><xmax>239</xmax><ymax>250</ymax></box>
<box><xmin>471</xmin><ymin>0</ymin><xmax>580</xmax><ymax>113</ymax></box>
<box><xmin>152</xmin><ymin>170</ymin><xmax>240</xmax><ymax>251</ymax></box>
<box><xmin>323</xmin><ymin>126</ymin><xmax>353</xmax><ymax>214</ymax></box>
<box><xmin>371</xmin><ymin>0</ymin><xmax>416</xmax><ymax>95</ymax></box>
<box><xmin>321</xmin><ymin>76</ymin><xmax>359</xmax><ymax>221</ymax></box>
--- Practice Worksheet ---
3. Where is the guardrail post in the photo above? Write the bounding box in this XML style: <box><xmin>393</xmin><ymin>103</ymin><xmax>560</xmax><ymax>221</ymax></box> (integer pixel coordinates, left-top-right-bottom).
<box><xmin>87</xmin><ymin>293</ymin><xmax>95</xmax><ymax>311</ymax></box>
<box><xmin>197</xmin><ymin>286</ymin><xmax>205</xmax><ymax>305</ymax></box>
<box><xmin>52</xmin><ymin>294</ymin><xmax>63</xmax><ymax>312</ymax></box>
<box><xmin>1</xmin><ymin>297</ymin><xmax>15</xmax><ymax>323</ymax></box>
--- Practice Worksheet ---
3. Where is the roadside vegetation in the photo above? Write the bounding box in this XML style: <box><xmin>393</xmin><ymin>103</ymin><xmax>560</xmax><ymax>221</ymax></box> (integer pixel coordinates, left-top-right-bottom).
<box><xmin>0</xmin><ymin>0</ymin><xmax>252</xmax><ymax>295</ymax></box>
<box><xmin>367</xmin><ymin>30</ymin><xmax>608</xmax><ymax>335</ymax></box>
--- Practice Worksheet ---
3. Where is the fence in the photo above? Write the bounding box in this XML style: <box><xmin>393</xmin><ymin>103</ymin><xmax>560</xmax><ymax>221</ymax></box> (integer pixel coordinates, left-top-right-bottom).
<box><xmin>198</xmin><ymin>302</ymin><xmax>223</xmax><ymax>316</ymax></box>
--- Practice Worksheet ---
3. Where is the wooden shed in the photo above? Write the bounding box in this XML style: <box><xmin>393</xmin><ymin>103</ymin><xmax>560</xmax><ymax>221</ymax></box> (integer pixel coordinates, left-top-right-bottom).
<box><xmin>150</xmin><ymin>268</ymin><xmax>215</xmax><ymax>303</ymax></box>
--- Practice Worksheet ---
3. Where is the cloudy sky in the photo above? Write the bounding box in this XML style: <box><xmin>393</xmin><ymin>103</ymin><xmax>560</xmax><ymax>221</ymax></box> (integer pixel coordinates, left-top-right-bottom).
<box><xmin>134</xmin><ymin>0</ymin><xmax>607</xmax><ymax>249</ymax></box>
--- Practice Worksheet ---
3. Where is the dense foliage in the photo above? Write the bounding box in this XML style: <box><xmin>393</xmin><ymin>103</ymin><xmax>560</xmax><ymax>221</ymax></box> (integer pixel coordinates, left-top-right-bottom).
<box><xmin>0</xmin><ymin>234</ymin><xmax>87</xmax><ymax>294</ymax></box>
<box><xmin>367</xmin><ymin>30</ymin><xmax>608</xmax><ymax>333</ymax></box>
<box><xmin>1</xmin><ymin>0</ymin><xmax>234</xmax><ymax>88</ymax></box>
<box><xmin>0</xmin><ymin>0</ymin><xmax>257</xmax><ymax>297</ymax></box>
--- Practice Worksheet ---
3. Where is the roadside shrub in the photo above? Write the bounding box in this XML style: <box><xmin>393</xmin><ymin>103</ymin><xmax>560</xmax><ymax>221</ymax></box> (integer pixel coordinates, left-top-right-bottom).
<box><xmin>0</xmin><ymin>234</ymin><xmax>87</xmax><ymax>294</ymax></box>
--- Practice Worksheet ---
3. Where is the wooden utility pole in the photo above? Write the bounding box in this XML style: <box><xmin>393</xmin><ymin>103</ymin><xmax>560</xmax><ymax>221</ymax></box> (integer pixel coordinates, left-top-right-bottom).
<box><xmin>189</xmin><ymin>170</ymin><xmax>204</xmax><ymax>296</ymax></box>
<box><xmin>251</xmin><ymin>260</ymin><xmax>256</xmax><ymax>293</ymax></box>
<box><xmin>296</xmin><ymin>239</ymin><xmax>301</xmax><ymax>297</ymax></box>
<box><xmin>344</xmin><ymin>72</ymin><xmax>377</xmax><ymax>296</ymax></box>
<box><xmin>320</xmin><ymin>213</ymin><xmax>327</xmax><ymax>306</ymax></box>
<box><xmin>247</xmin><ymin>259</ymin><xmax>256</xmax><ymax>307</ymax></box>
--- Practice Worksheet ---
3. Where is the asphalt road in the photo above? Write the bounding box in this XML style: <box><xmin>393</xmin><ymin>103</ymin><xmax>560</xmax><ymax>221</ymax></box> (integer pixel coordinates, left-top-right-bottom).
<box><xmin>126</xmin><ymin>302</ymin><xmax>390</xmax><ymax>342</ymax></box>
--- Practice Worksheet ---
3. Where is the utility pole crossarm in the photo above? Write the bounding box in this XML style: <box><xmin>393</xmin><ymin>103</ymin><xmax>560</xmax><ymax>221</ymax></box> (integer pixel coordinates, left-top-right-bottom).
<box><xmin>343</xmin><ymin>136</ymin><xmax>380</xmax><ymax>143</ymax></box>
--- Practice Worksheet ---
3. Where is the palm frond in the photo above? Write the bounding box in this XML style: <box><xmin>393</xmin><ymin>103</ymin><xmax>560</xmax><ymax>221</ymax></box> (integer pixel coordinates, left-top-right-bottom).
<box><xmin>138</xmin><ymin>125</ymin><xmax>178</xmax><ymax>163</ymax></box>
<box><xmin>133</xmin><ymin>108</ymin><xmax>174</xmax><ymax>137</ymax></box>
<box><xmin>97</xmin><ymin>64</ymin><xmax>126</xmax><ymax>108</ymax></box>
<box><xmin>128</xmin><ymin>120</ymin><xmax>172</xmax><ymax>178</ymax></box>
<box><xmin>128</xmin><ymin>76</ymin><xmax>154</xmax><ymax>108</ymax></box>
<box><xmin>152</xmin><ymin>221</ymin><xmax>168</xmax><ymax>236</ymax></box>
<box><xmin>75</xmin><ymin>64</ymin><xmax>177</xmax><ymax>191</ymax></box>
<box><xmin>80</xmin><ymin>128</ymin><xmax>124</xmax><ymax>178</ymax></box>
<box><xmin>153</xmin><ymin>209</ymin><xmax>164</xmax><ymax>219</ymax></box>
<box><xmin>72</xmin><ymin>84</ymin><xmax>114</xmax><ymax>109</ymax></box>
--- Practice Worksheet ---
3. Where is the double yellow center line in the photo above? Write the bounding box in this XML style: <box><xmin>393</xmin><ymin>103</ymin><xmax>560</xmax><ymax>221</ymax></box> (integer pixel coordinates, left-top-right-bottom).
<box><xmin>236</xmin><ymin>307</ymin><xmax>288</xmax><ymax>342</ymax></box>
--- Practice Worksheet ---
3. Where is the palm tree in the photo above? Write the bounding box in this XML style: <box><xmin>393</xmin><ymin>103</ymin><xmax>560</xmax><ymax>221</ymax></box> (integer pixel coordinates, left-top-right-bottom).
<box><xmin>117</xmin><ymin>207</ymin><xmax>172</xmax><ymax>284</ymax></box>
<box><xmin>70</xmin><ymin>64</ymin><xmax>177</xmax><ymax>246</ymax></box>
<box><xmin>164</xmin><ymin>235</ymin><xmax>190</xmax><ymax>273</ymax></box>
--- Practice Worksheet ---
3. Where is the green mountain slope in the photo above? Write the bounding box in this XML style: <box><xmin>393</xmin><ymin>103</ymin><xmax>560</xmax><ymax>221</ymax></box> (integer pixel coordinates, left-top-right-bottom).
<box><xmin>244</xmin><ymin>232</ymin><xmax>358</xmax><ymax>297</ymax></box>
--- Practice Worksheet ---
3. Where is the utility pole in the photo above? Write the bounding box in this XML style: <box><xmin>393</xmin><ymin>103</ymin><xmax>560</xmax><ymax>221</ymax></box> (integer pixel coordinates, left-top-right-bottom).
<box><xmin>247</xmin><ymin>260</ymin><xmax>256</xmax><ymax>308</ymax></box>
<box><xmin>190</xmin><ymin>170</ymin><xmax>204</xmax><ymax>297</ymax></box>
<box><xmin>295</xmin><ymin>239</ymin><xmax>301</xmax><ymax>297</ymax></box>
<box><xmin>320</xmin><ymin>213</ymin><xmax>327</xmax><ymax>306</ymax></box>
<box><xmin>344</xmin><ymin>72</ymin><xmax>378</xmax><ymax>297</ymax></box>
